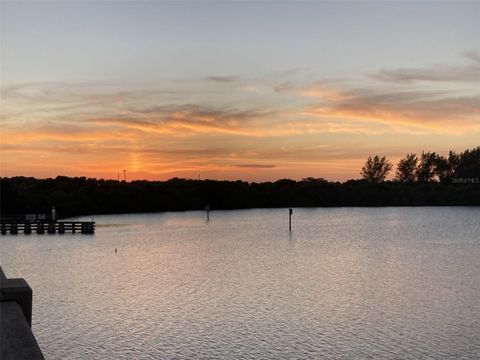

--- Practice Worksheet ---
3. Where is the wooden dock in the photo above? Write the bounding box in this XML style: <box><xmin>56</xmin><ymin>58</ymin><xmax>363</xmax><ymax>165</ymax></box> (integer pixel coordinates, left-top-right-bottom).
<box><xmin>0</xmin><ymin>221</ymin><xmax>95</xmax><ymax>235</ymax></box>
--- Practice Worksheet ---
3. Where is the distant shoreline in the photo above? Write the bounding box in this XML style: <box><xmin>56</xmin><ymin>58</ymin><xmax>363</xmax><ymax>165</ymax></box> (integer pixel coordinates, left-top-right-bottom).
<box><xmin>2</xmin><ymin>176</ymin><xmax>479</xmax><ymax>219</ymax></box>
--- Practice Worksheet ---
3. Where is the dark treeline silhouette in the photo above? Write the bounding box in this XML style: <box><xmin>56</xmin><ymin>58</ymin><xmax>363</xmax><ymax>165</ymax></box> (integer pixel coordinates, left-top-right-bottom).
<box><xmin>361</xmin><ymin>147</ymin><xmax>480</xmax><ymax>183</ymax></box>
<box><xmin>1</xmin><ymin>147</ymin><xmax>479</xmax><ymax>218</ymax></box>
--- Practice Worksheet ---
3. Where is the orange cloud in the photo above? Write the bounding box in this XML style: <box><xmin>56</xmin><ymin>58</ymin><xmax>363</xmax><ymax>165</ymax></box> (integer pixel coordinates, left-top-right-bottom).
<box><xmin>301</xmin><ymin>85</ymin><xmax>480</xmax><ymax>134</ymax></box>
<box><xmin>301</xmin><ymin>82</ymin><xmax>350</xmax><ymax>101</ymax></box>
<box><xmin>2</xmin><ymin>64</ymin><xmax>479</xmax><ymax>182</ymax></box>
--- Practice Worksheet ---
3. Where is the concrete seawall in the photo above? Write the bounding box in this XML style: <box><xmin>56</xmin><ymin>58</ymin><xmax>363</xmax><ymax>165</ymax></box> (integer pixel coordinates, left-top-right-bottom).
<box><xmin>0</xmin><ymin>267</ymin><xmax>44</xmax><ymax>360</ymax></box>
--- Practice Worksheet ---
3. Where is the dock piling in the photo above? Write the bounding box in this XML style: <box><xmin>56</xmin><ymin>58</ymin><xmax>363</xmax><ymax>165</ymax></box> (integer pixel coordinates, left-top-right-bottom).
<box><xmin>205</xmin><ymin>205</ymin><xmax>210</xmax><ymax>221</ymax></box>
<box><xmin>289</xmin><ymin>208</ymin><xmax>293</xmax><ymax>232</ymax></box>
<box><xmin>0</xmin><ymin>220</ymin><xmax>95</xmax><ymax>235</ymax></box>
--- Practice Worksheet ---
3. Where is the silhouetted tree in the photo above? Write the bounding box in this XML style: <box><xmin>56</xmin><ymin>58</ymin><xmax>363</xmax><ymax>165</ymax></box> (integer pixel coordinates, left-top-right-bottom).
<box><xmin>433</xmin><ymin>154</ymin><xmax>453</xmax><ymax>183</ymax></box>
<box><xmin>301</xmin><ymin>177</ymin><xmax>328</xmax><ymax>183</ymax></box>
<box><xmin>416</xmin><ymin>151</ymin><xmax>438</xmax><ymax>182</ymax></box>
<box><xmin>448</xmin><ymin>151</ymin><xmax>461</xmax><ymax>171</ymax></box>
<box><xmin>395</xmin><ymin>153</ymin><xmax>418</xmax><ymax>182</ymax></box>
<box><xmin>361</xmin><ymin>155</ymin><xmax>393</xmax><ymax>183</ymax></box>
<box><xmin>454</xmin><ymin>147</ymin><xmax>480</xmax><ymax>178</ymax></box>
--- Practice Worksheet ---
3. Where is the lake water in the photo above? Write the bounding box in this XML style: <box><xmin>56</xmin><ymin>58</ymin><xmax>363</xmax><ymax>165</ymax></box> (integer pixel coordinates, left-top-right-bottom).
<box><xmin>1</xmin><ymin>207</ymin><xmax>480</xmax><ymax>359</ymax></box>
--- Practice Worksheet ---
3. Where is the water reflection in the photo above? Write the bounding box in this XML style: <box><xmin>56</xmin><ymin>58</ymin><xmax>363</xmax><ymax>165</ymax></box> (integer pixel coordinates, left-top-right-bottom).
<box><xmin>1</xmin><ymin>207</ymin><xmax>479</xmax><ymax>359</ymax></box>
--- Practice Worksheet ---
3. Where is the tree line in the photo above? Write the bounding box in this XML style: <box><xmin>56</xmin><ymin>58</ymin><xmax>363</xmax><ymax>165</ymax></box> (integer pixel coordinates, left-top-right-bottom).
<box><xmin>1</xmin><ymin>147</ymin><xmax>478</xmax><ymax>218</ymax></box>
<box><xmin>361</xmin><ymin>147</ymin><xmax>480</xmax><ymax>183</ymax></box>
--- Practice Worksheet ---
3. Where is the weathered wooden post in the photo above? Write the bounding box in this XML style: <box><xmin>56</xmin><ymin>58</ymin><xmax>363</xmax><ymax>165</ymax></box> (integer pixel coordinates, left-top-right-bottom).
<box><xmin>289</xmin><ymin>208</ymin><xmax>293</xmax><ymax>232</ymax></box>
<box><xmin>10</xmin><ymin>223</ymin><xmax>18</xmax><ymax>235</ymax></box>
<box><xmin>47</xmin><ymin>223</ymin><xmax>55</xmax><ymax>234</ymax></box>
<box><xmin>36</xmin><ymin>223</ymin><xmax>44</xmax><ymax>234</ymax></box>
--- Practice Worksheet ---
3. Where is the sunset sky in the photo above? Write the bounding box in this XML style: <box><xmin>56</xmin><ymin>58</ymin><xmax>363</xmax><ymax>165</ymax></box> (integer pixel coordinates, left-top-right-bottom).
<box><xmin>1</xmin><ymin>1</ymin><xmax>479</xmax><ymax>181</ymax></box>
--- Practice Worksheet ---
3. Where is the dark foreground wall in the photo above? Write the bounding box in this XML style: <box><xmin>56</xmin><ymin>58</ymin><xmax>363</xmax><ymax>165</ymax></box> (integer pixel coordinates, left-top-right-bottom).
<box><xmin>0</xmin><ymin>267</ymin><xmax>44</xmax><ymax>360</ymax></box>
<box><xmin>1</xmin><ymin>176</ymin><xmax>479</xmax><ymax>218</ymax></box>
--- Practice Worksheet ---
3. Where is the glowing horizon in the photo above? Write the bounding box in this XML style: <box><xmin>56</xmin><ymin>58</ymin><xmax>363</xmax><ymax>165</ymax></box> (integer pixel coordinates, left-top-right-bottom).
<box><xmin>1</xmin><ymin>2</ymin><xmax>479</xmax><ymax>182</ymax></box>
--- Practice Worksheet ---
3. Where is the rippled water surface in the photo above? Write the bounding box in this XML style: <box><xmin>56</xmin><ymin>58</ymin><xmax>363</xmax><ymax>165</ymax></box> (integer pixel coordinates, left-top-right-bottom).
<box><xmin>1</xmin><ymin>207</ymin><xmax>480</xmax><ymax>359</ymax></box>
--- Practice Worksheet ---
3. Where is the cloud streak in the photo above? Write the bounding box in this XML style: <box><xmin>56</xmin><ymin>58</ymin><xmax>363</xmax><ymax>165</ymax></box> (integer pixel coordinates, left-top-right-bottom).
<box><xmin>232</xmin><ymin>164</ymin><xmax>276</xmax><ymax>168</ymax></box>
<box><xmin>371</xmin><ymin>51</ymin><xmax>480</xmax><ymax>83</ymax></box>
<box><xmin>207</xmin><ymin>76</ymin><xmax>238</xmax><ymax>83</ymax></box>
<box><xmin>87</xmin><ymin>105</ymin><xmax>282</xmax><ymax>137</ymax></box>
<box><xmin>304</xmin><ymin>88</ymin><xmax>480</xmax><ymax>133</ymax></box>
<box><xmin>2</xmin><ymin>52</ymin><xmax>480</xmax><ymax>181</ymax></box>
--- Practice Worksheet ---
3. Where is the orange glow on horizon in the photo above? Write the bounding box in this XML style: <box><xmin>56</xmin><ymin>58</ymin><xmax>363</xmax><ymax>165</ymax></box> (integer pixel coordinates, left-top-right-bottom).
<box><xmin>2</xmin><ymin>66</ymin><xmax>479</xmax><ymax>181</ymax></box>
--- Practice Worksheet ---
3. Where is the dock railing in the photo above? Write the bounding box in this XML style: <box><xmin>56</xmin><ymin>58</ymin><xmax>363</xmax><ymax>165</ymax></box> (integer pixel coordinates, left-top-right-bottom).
<box><xmin>1</xmin><ymin>220</ymin><xmax>95</xmax><ymax>235</ymax></box>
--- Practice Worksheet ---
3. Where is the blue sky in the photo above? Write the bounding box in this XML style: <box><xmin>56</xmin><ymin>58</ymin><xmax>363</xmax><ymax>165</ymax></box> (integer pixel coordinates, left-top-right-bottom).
<box><xmin>1</xmin><ymin>1</ymin><xmax>479</xmax><ymax>180</ymax></box>
<box><xmin>3</xmin><ymin>2</ymin><xmax>479</xmax><ymax>83</ymax></box>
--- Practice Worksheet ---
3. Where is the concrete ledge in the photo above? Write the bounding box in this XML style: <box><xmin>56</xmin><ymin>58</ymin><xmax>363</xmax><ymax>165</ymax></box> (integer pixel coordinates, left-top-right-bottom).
<box><xmin>1</xmin><ymin>301</ymin><xmax>45</xmax><ymax>360</ymax></box>
<box><xmin>0</xmin><ymin>267</ymin><xmax>44</xmax><ymax>359</ymax></box>
<box><xmin>0</xmin><ymin>277</ymin><xmax>32</xmax><ymax>326</ymax></box>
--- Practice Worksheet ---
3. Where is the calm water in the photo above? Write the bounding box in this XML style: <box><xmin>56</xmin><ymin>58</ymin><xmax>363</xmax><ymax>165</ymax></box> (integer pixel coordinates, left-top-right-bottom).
<box><xmin>1</xmin><ymin>207</ymin><xmax>480</xmax><ymax>359</ymax></box>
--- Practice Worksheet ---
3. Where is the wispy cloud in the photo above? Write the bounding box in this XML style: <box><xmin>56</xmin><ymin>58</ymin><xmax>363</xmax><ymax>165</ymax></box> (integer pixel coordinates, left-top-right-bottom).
<box><xmin>1</xmin><ymin>122</ymin><xmax>136</xmax><ymax>143</ymax></box>
<box><xmin>301</xmin><ymin>81</ymin><xmax>350</xmax><ymax>101</ymax></box>
<box><xmin>206</xmin><ymin>75</ymin><xmax>238</xmax><ymax>83</ymax></box>
<box><xmin>232</xmin><ymin>164</ymin><xmax>276</xmax><ymax>168</ymax></box>
<box><xmin>2</xmin><ymin>53</ymin><xmax>479</xmax><ymax>181</ymax></box>
<box><xmin>303</xmin><ymin>86</ymin><xmax>480</xmax><ymax>133</ymax></box>
<box><xmin>299</xmin><ymin>53</ymin><xmax>480</xmax><ymax>134</ymax></box>
<box><xmin>371</xmin><ymin>51</ymin><xmax>480</xmax><ymax>83</ymax></box>
<box><xmin>87</xmin><ymin>104</ymin><xmax>282</xmax><ymax>137</ymax></box>
<box><xmin>464</xmin><ymin>51</ymin><xmax>480</xmax><ymax>63</ymax></box>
